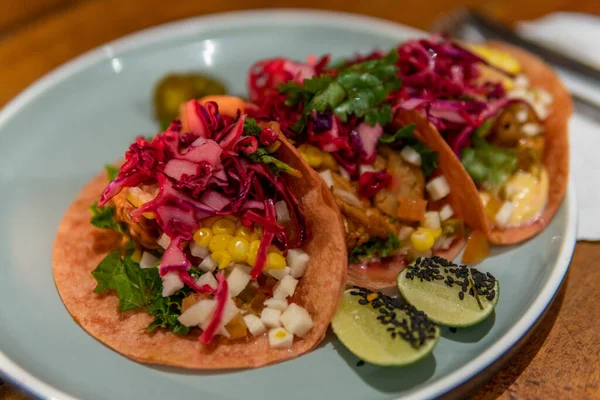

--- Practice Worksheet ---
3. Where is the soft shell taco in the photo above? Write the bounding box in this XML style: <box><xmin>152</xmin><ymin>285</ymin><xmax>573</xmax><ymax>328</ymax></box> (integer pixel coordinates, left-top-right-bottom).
<box><xmin>52</xmin><ymin>101</ymin><xmax>346</xmax><ymax>369</ymax></box>
<box><xmin>392</xmin><ymin>39</ymin><xmax>571</xmax><ymax>246</ymax></box>
<box><xmin>246</xmin><ymin>52</ymin><xmax>467</xmax><ymax>289</ymax></box>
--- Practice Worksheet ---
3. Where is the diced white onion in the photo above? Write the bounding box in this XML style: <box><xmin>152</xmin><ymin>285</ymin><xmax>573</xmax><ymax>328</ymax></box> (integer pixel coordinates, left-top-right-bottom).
<box><xmin>268</xmin><ymin>266</ymin><xmax>291</xmax><ymax>281</ymax></box>
<box><xmin>332</xmin><ymin>188</ymin><xmax>362</xmax><ymax>208</ymax></box>
<box><xmin>439</xmin><ymin>204</ymin><xmax>454</xmax><ymax>221</ymax></box>
<box><xmin>161</xmin><ymin>272</ymin><xmax>184</xmax><ymax>297</ymax></box>
<box><xmin>268</xmin><ymin>327</ymin><xmax>294</xmax><ymax>349</ymax></box>
<box><xmin>398</xmin><ymin>226</ymin><xmax>415</xmax><ymax>241</ymax></box>
<box><xmin>196</xmin><ymin>272</ymin><xmax>217</xmax><ymax>290</ymax></box>
<box><xmin>280</xmin><ymin>303</ymin><xmax>313</xmax><ymax>338</ymax></box>
<box><xmin>318</xmin><ymin>169</ymin><xmax>334</xmax><ymax>188</ymax></box>
<box><xmin>275</xmin><ymin>200</ymin><xmax>291</xmax><ymax>224</ymax></box>
<box><xmin>423</xmin><ymin>211</ymin><xmax>441</xmax><ymax>229</ymax></box>
<box><xmin>273</xmin><ymin>275</ymin><xmax>299</xmax><ymax>300</ymax></box>
<box><xmin>516</xmin><ymin>110</ymin><xmax>528</xmax><ymax>123</ymax></box>
<box><xmin>227</xmin><ymin>265</ymin><xmax>251</xmax><ymax>297</ymax></box>
<box><xmin>495</xmin><ymin>201</ymin><xmax>515</xmax><ymax>227</ymax></box>
<box><xmin>287</xmin><ymin>249</ymin><xmax>310</xmax><ymax>279</ymax></box>
<box><xmin>426</xmin><ymin>176</ymin><xmax>451</xmax><ymax>201</ymax></box>
<box><xmin>243</xmin><ymin>314</ymin><xmax>266</xmax><ymax>337</ymax></box>
<box><xmin>261</xmin><ymin>308</ymin><xmax>282</xmax><ymax>328</ymax></box>
<box><xmin>177</xmin><ymin>299</ymin><xmax>215</xmax><ymax>327</ymax></box>
<box><xmin>513</xmin><ymin>75</ymin><xmax>529</xmax><ymax>88</ymax></box>
<box><xmin>139</xmin><ymin>251</ymin><xmax>158</xmax><ymax>269</ymax></box>
<box><xmin>190</xmin><ymin>242</ymin><xmax>209</xmax><ymax>259</ymax></box>
<box><xmin>157</xmin><ymin>233</ymin><xmax>171</xmax><ymax>250</ymax></box>
<box><xmin>263</xmin><ymin>297</ymin><xmax>288</xmax><ymax>311</ymax></box>
<box><xmin>198</xmin><ymin>255</ymin><xmax>217</xmax><ymax>272</ymax></box>
<box><xmin>400</xmin><ymin>146</ymin><xmax>422</xmax><ymax>166</ymax></box>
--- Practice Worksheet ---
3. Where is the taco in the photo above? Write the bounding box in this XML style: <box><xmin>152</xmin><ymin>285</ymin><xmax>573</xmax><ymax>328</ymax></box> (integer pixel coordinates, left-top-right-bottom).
<box><xmin>246</xmin><ymin>52</ymin><xmax>467</xmax><ymax>289</ymax></box>
<box><xmin>392</xmin><ymin>39</ymin><xmax>571</xmax><ymax>246</ymax></box>
<box><xmin>52</xmin><ymin>100</ymin><xmax>346</xmax><ymax>369</ymax></box>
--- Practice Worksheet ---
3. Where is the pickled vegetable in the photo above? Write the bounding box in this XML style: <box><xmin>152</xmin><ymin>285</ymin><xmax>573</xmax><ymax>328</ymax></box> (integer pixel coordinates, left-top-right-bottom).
<box><xmin>225</xmin><ymin>313</ymin><xmax>248</xmax><ymax>339</ymax></box>
<box><xmin>153</xmin><ymin>73</ymin><xmax>226</xmax><ymax>128</ymax></box>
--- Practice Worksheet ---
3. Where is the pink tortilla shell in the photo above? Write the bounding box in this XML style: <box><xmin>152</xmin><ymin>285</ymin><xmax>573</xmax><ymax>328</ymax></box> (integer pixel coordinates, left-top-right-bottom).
<box><xmin>52</xmin><ymin>132</ymin><xmax>347</xmax><ymax>369</ymax></box>
<box><xmin>396</xmin><ymin>42</ymin><xmax>572</xmax><ymax>245</ymax></box>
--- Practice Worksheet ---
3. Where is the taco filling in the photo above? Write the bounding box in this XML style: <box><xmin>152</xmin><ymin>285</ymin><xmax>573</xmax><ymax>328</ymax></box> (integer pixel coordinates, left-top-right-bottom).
<box><xmin>390</xmin><ymin>39</ymin><xmax>554</xmax><ymax>231</ymax></box>
<box><xmin>246</xmin><ymin>50</ymin><xmax>466</xmax><ymax>287</ymax></box>
<box><xmin>90</xmin><ymin>101</ymin><xmax>318</xmax><ymax>348</ymax></box>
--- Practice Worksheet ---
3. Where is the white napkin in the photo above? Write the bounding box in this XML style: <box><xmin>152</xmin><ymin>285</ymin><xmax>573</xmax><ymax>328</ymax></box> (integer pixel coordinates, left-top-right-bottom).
<box><xmin>517</xmin><ymin>13</ymin><xmax>600</xmax><ymax>240</ymax></box>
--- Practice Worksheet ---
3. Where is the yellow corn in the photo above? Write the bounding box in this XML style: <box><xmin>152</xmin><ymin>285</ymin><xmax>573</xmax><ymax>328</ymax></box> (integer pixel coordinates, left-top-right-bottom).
<box><xmin>235</xmin><ymin>226</ymin><xmax>254</xmax><ymax>241</ymax></box>
<box><xmin>225</xmin><ymin>215</ymin><xmax>238</xmax><ymax>222</ymax></box>
<box><xmin>131</xmin><ymin>248</ymin><xmax>142</xmax><ymax>263</ymax></box>
<box><xmin>193</xmin><ymin>228</ymin><xmax>212</xmax><ymax>247</ymax></box>
<box><xmin>201</xmin><ymin>215</ymin><xmax>222</xmax><ymax>228</ymax></box>
<box><xmin>411</xmin><ymin>229</ymin><xmax>436</xmax><ymax>252</ymax></box>
<box><xmin>228</xmin><ymin>237</ymin><xmax>250</xmax><ymax>262</ymax></box>
<box><xmin>250</xmin><ymin>226</ymin><xmax>263</xmax><ymax>241</ymax></box>
<box><xmin>268</xmin><ymin>245</ymin><xmax>282</xmax><ymax>255</ymax></box>
<box><xmin>209</xmin><ymin>234</ymin><xmax>233</xmax><ymax>253</ymax></box>
<box><xmin>247</xmin><ymin>240</ymin><xmax>261</xmax><ymax>267</ymax></box>
<box><xmin>125</xmin><ymin>188</ymin><xmax>155</xmax><ymax>219</ymax></box>
<box><xmin>212</xmin><ymin>251</ymin><xmax>232</xmax><ymax>269</ymax></box>
<box><xmin>211</xmin><ymin>219</ymin><xmax>237</xmax><ymax>236</ymax></box>
<box><xmin>265</xmin><ymin>252</ymin><xmax>286</xmax><ymax>270</ymax></box>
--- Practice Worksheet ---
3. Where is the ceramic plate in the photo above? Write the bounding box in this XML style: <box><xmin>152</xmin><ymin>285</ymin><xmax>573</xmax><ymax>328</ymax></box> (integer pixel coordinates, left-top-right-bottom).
<box><xmin>0</xmin><ymin>10</ymin><xmax>576</xmax><ymax>400</ymax></box>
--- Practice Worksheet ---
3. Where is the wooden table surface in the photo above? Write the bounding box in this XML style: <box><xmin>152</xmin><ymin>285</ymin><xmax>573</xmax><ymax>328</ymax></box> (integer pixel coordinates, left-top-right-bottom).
<box><xmin>1</xmin><ymin>0</ymin><xmax>600</xmax><ymax>399</ymax></box>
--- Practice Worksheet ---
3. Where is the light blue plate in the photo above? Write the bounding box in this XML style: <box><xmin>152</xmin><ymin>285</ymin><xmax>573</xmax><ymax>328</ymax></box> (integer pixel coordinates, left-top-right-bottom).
<box><xmin>0</xmin><ymin>10</ymin><xmax>576</xmax><ymax>400</ymax></box>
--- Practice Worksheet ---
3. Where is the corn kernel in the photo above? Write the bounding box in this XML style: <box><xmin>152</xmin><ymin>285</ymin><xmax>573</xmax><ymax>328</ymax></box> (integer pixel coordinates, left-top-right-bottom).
<box><xmin>209</xmin><ymin>234</ymin><xmax>233</xmax><ymax>253</ymax></box>
<box><xmin>235</xmin><ymin>226</ymin><xmax>254</xmax><ymax>241</ymax></box>
<box><xmin>420</xmin><ymin>227</ymin><xmax>442</xmax><ymax>241</ymax></box>
<box><xmin>131</xmin><ymin>248</ymin><xmax>142</xmax><ymax>263</ymax></box>
<box><xmin>268</xmin><ymin>245</ymin><xmax>282</xmax><ymax>255</ymax></box>
<box><xmin>193</xmin><ymin>228</ymin><xmax>212</xmax><ymax>247</ymax></box>
<box><xmin>265</xmin><ymin>252</ymin><xmax>286</xmax><ymax>270</ymax></box>
<box><xmin>247</xmin><ymin>240</ymin><xmax>261</xmax><ymax>267</ymax></box>
<box><xmin>467</xmin><ymin>44</ymin><xmax>521</xmax><ymax>75</ymax></box>
<box><xmin>212</xmin><ymin>251</ymin><xmax>232</xmax><ymax>269</ymax></box>
<box><xmin>225</xmin><ymin>215</ymin><xmax>238</xmax><ymax>222</ymax></box>
<box><xmin>201</xmin><ymin>215</ymin><xmax>221</xmax><ymax>228</ymax></box>
<box><xmin>212</xmin><ymin>219</ymin><xmax>237</xmax><ymax>236</ymax></box>
<box><xmin>228</xmin><ymin>237</ymin><xmax>250</xmax><ymax>262</ymax></box>
<box><xmin>251</xmin><ymin>226</ymin><xmax>263</xmax><ymax>241</ymax></box>
<box><xmin>411</xmin><ymin>229</ymin><xmax>435</xmax><ymax>252</ymax></box>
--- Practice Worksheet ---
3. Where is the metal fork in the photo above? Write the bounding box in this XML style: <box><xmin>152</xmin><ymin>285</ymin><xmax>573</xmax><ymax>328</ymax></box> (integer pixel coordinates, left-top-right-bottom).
<box><xmin>431</xmin><ymin>8</ymin><xmax>600</xmax><ymax>123</ymax></box>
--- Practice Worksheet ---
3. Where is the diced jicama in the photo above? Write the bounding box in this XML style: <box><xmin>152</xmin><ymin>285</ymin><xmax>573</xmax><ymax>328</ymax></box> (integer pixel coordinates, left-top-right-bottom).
<box><xmin>439</xmin><ymin>204</ymin><xmax>454</xmax><ymax>221</ymax></box>
<box><xmin>227</xmin><ymin>265</ymin><xmax>251</xmax><ymax>297</ymax></box>
<box><xmin>178</xmin><ymin>299</ymin><xmax>215</xmax><ymax>327</ymax></box>
<box><xmin>287</xmin><ymin>249</ymin><xmax>309</xmax><ymax>279</ymax></box>
<box><xmin>423</xmin><ymin>211</ymin><xmax>441</xmax><ymax>229</ymax></box>
<box><xmin>264</xmin><ymin>297</ymin><xmax>288</xmax><ymax>311</ymax></box>
<box><xmin>280</xmin><ymin>303</ymin><xmax>313</xmax><ymax>338</ymax></box>
<box><xmin>190</xmin><ymin>242</ymin><xmax>209</xmax><ymax>259</ymax></box>
<box><xmin>243</xmin><ymin>314</ymin><xmax>266</xmax><ymax>337</ymax></box>
<box><xmin>273</xmin><ymin>275</ymin><xmax>298</xmax><ymax>300</ymax></box>
<box><xmin>196</xmin><ymin>272</ymin><xmax>218</xmax><ymax>290</ymax></box>
<box><xmin>139</xmin><ymin>251</ymin><xmax>158</xmax><ymax>269</ymax></box>
<box><xmin>161</xmin><ymin>272</ymin><xmax>184</xmax><ymax>297</ymax></box>
<box><xmin>260</xmin><ymin>308</ymin><xmax>282</xmax><ymax>328</ymax></box>
<box><xmin>400</xmin><ymin>146</ymin><xmax>422</xmax><ymax>166</ymax></box>
<box><xmin>268</xmin><ymin>327</ymin><xmax>293</xmax><ymax>349</ymax></box>
<box><xmin>426</xmin><ymin>176</ymin><xmax>450</xmax><ymax>201</ymax></box>
<box><xmin>199</xmin><ymin>255</ymin><xmax>217</xmax><ymax>272</ymax></box>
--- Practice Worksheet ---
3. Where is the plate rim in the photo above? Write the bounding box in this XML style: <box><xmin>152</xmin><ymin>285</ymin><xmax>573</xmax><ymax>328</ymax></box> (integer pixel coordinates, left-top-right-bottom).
<box><xmin>0</xmin><ymin>9</ymin><xmax>577</xmax><ymax>400</ymax></box>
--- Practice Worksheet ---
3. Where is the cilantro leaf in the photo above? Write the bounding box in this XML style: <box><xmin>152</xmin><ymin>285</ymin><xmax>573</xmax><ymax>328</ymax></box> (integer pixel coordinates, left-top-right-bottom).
<box><xmin>105</xmin><ymin>164</ymin><xmax>119</xmax><ymax>181</ymax></box>
<box><xmin>379</xmin><ymin>124</ymin><xmax>439</xmax><ymax>177</ymax></box>
<box><xmin>243</xmin><ymin>117</ymin><xmax>263</xmax><ymax>137</ymax></box>
<box><xmin>349</xmin><ymin>232</ymin><xmax>400</xmax><ymax>263</ymax></box>
<box><xmin>461</xmin><ymin>128</ymin><xmax>518</xmax><ymax>188</ymax></box>
<box><xmin>91</xmin><ymin>249</ymin><xmax>158</xmax><ymax>312</ymax></box>
<box><xmin>147</xmin><ymin>286</ymin><xmax>192</xmax><ymax>335</ymax></box>
<box><xmin>89</xmin><ymin>202</ymin><xmax>123</xmax><ymax>233</ymax></box>
<box><xmin>278</xmin><ymin>50</ymin><xmax>401</xmax><ymax>130</ymax></box>
<box><xmin>245</xmin><ymin>148</ymin><xmax>299</xmax><ymax>176</ymax></box>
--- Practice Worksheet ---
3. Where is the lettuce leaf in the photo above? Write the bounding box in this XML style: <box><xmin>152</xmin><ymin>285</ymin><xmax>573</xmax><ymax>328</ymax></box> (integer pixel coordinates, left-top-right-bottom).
<box><xmin>89</xmin><ymin>202</ymin><xmax>123</xmax><ymax>233</ymax></box>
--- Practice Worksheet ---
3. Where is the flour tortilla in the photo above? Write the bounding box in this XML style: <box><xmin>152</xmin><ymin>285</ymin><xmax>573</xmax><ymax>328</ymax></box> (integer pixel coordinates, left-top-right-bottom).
<box><xmin>52</xmin><ymin>130</ymin><xmax>347</xmax><ymax>369</ymax></box>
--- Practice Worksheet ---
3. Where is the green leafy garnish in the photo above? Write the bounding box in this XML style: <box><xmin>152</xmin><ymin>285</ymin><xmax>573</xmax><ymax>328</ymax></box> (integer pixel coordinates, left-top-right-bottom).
<box><xmin>278</xmin><ymin>50</ymin><xmax>401</xmax><ymax>132</ymax></box>
<box><xmin>461</xmin><ymin>123</ymin><xmax>518</xmax><ymax>188</ymax></box>
<box><xmin>105</xmin><ymin>164</ymin><xmax>119</xmax><ymax>181</ymax></box>
<box><xmin>243</xmin><ymin>117</ymin><xmax>263</xmax><ymax>137</ymax></box>
<box><xmin>147</xmin><ymin>286</ymin><xmax>192</xmax><ymax>335</ymax></box>
<box><xmin>91</xmin><ymin>249</ymin><xmax>158</xmax><ymax>312</ymax></box>
<box><xmin>89</xmin><ymin>202</ymin><xmax>123</xmax><ymax>233</ymax></box>
<box><xmin>349</xmin><ymin>232</ymin><xmax>400</xmax><ymax>263</ymax></box>
<box><xmin>379</xmin><ymin>124</ymin><xmax>439</xmax><ymax>177</ymax></box>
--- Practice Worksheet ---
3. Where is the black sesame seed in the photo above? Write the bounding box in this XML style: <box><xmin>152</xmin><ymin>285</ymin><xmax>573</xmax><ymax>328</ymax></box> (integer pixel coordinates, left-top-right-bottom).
<box><xmin>358</xmin><ymin>299</ymin><xmax>368</xmax><ymax>305</ymax></box>
<box><xmin>356</xmin><ymin>360</ymin><xmax>365</xmax><ymax>367</ymax></box>
<box><xmin>435</xmin><ymin>275</ymin><xmax>444</xmax><ymax>280</ymax></box>
<box><xmin>449</xmin><ymin>327</ymin><xmax>457</xmax><ymax>333</ymax></box>
<box><xmin>486</xmin><ymin>290</ymin><xmax>496</xmax><ymax>301</ymax></box>
<box><xmin>459</xmin><ymin>291</ymin><xmax>465</xmax><ymax>300</ymax></box>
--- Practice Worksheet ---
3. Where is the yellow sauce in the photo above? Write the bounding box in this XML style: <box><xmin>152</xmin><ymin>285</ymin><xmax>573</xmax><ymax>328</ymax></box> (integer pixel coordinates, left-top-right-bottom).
<box><xmin>503</xmin><ymin>169</ymin><xmax>549</xmax><ymax>226</ymax></box>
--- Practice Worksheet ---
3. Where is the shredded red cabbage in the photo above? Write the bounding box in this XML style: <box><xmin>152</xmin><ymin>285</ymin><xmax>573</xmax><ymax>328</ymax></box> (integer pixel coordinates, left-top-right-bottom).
<box><xmin>199</xmin><ymin>272</ymin><xmax>228</xmax><ymax>344</ymax></box>
<box><xmin>358</xmin><ymin>170</ymin><xmax>392</xmax><ymax>198</ymax></box>
<box><xmin>99</xmin><ymin>100</ymin><xmax>306</xmax><ymax>296</ymax></box>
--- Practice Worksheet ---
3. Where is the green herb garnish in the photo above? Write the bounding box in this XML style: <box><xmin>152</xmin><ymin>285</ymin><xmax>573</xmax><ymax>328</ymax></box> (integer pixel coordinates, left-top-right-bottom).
<box><xmin>379</xmin><ymin>124</ymin><xmax>439</xmax><ymax>177</ymax></box>
<box><xmin>89</xmin><ymin>202</ymin><xmax>123</xmax><ymax>233</ymax></box>
<box><xmin>105</xmin><ymin>164</ymin><xmax>119</xmax><ymax>181</ymax></box>
<box><xmin>461</xmin><ymin>122</ymin><xmax>518</xmax><ymax>188</ymax></box>
<box><xmin>279</xmin><ymin>50</ymin><xmax>401</xmax><ymax>132</ymax></box>
<box><xmin>349</xmin><ymin>232</ymin><xmax>400</xmax><ymax>263</ymax></box>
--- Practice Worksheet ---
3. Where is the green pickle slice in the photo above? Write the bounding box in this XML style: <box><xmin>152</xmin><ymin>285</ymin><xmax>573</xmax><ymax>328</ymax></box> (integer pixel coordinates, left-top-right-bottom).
<box><xmin>397</xmin><ymin>257</ymin><xmax>499</xmax><ymax>328</ymax></box>
<box><xmin>332</xmin><ymin>288</ymin><xmax>440</xmax><ymax>367</ymax></box>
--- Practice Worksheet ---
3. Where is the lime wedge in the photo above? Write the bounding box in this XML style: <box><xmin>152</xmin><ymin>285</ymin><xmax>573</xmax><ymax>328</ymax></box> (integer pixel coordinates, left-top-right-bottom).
<box><xmin>397</xmin><ymin>257</ymin><xmax>499</xmax><ymax>328</ymax></box>
<box><xmin>331</xmin><ymin>288</ymin><xmax>440</xmax><ymax>366</ymax></box>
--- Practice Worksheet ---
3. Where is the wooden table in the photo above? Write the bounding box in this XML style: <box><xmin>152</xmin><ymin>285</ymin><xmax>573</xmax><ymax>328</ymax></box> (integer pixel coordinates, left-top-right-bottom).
<box><xmin>1</xmin><ymin>0</ymin><xmax>599</xmax><ymax>398</ymax></box>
